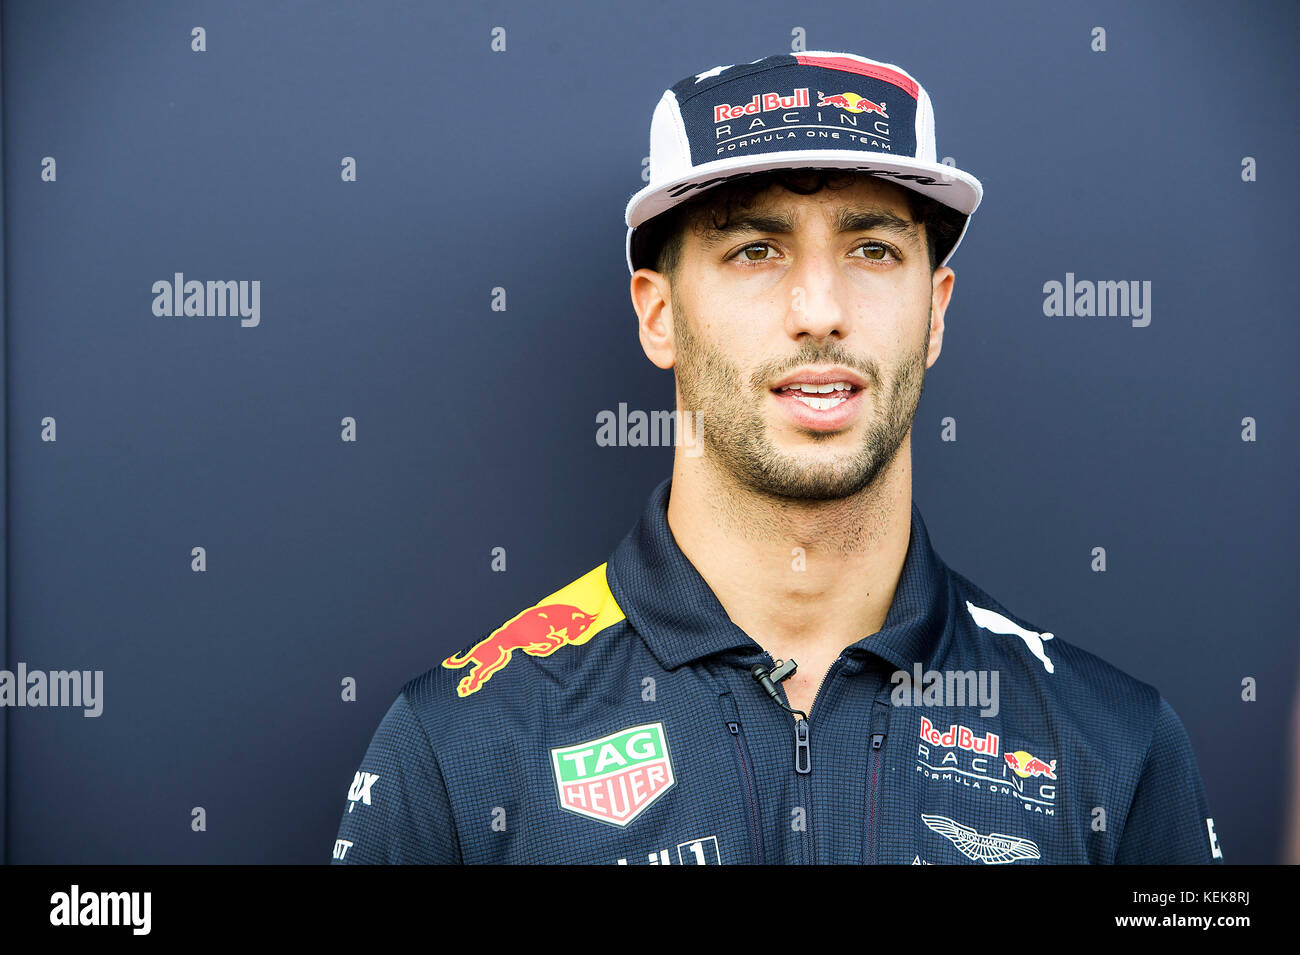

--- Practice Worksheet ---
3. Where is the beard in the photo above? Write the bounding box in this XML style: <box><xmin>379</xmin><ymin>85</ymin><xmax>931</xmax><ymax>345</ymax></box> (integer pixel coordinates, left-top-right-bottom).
<box><xmin>671</xmin><ymin>286</ymin><xmax>930</xmax><ymax>502</ymax></box>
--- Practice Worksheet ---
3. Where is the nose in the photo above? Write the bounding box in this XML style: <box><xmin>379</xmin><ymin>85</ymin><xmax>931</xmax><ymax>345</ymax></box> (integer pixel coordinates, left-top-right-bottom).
<box><xmin>784</xmin><ymin>251</ymin><xmax>851</xmax><ymax>340</ymax></box>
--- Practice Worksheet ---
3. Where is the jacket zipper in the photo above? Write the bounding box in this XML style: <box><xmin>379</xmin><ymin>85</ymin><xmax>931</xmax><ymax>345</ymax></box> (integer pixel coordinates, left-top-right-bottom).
<box><xmin>866</xmin><ymin>731</ymin><xmax>887</xmax><ymax>864</ymax></box>
<box><xmin>763</xmin><ymin>651</ymin><xmax>844</xmax><ymax>865</ymax></box>
<box><xmin>721</xmin><ymin>695</ymin><xmax>762</xmax><ymax>863</ymax></box>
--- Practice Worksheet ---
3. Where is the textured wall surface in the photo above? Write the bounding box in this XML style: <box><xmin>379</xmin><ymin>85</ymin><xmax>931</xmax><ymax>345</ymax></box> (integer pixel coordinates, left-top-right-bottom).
<box><xmin>2</xmin><ymin>0</ymin><xmax>1295</xmax><ymax>864</ymax></box>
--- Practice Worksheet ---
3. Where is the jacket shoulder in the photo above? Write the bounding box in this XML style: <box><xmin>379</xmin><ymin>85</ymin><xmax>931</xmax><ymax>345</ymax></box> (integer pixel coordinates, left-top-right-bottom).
<box><xmin>400</xmin><ymin>559</ymin><xmax>630</xmax><ymax>724</ymax></box>
<box><xmin>946</xmin><ymin>567</ymin><xmax>1161</xmax><ymax>724</ymax></box>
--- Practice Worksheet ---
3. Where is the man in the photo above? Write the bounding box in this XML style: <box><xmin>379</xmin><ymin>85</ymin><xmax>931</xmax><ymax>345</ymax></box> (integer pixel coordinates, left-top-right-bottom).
<box><xmin>331</xmin><ymin>51</ymin><xmax>1222</xmax><ymax>864</ymax></box>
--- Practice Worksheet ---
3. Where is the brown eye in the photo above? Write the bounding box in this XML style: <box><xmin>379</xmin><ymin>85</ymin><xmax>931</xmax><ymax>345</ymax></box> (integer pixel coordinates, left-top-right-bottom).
<box><xmin>854</xmin><ymin>242</ymin><xmax>898</xmax><ymax>262</ymax></box>
<box><xmin>734</xmin><ymin>242</ymin><xmax>777</xmax><ymax>262</ymax></box>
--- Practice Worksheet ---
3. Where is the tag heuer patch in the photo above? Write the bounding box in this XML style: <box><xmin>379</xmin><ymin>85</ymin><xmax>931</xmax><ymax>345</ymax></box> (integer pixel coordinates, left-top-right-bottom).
<box><xmin>551</xmin><ymin>722</ymin><xmax>676</xmax><ymax>827</ymax></box>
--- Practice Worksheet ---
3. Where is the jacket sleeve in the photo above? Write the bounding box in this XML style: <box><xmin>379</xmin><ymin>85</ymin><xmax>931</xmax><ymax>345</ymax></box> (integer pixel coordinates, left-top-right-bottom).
<box><xmin>329</xmin><ymin>690</ymin><xmax>462</xmax><ymax>864</ymax></box>
<box><xmin>1115</xmin><ymin>696</ymin><xmax>1224</xmax><ymax>864</ymax></box>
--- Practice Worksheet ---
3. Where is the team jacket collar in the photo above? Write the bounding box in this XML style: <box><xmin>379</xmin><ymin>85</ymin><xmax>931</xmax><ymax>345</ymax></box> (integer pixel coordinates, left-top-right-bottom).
<box><xmin>608</xmin><ymin>476</ymin><xmax>951</xmax><ymax>673</ymax></box>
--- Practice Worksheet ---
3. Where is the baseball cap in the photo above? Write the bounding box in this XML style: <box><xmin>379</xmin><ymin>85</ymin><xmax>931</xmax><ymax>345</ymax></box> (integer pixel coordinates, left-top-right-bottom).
<box><xmin>624</xmin><ymin>51</ymin><xmax>983</xmax><ymax>275</ymax></box>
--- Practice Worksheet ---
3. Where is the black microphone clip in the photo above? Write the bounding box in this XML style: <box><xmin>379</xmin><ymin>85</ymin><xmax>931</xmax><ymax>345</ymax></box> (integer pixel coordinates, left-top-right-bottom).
<box><xmin>750</xmin><ymin>658</ymin><xmax>800</xmax><ymax>710</ymax></box>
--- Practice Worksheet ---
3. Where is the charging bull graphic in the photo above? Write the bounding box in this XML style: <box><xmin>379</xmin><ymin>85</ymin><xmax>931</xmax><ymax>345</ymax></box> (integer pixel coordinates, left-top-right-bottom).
<box><xmin>444</xmin><ymin>604</ymin><xmax>597</xmax><ymax>698</ymax></box>
<box><xmin>1004</xmin><ymin>750</ymin><xmax>1058</xmax><ymax>780</ymax></box>
<box><xmin>816</xmin><ymin>90</ymin><xmax>888</xmax><ymax>117</ymax></box>
<box><xmin>442</xmin><ymin>562</ymin><xmax>626</xmax><ymax>698</ymax></box>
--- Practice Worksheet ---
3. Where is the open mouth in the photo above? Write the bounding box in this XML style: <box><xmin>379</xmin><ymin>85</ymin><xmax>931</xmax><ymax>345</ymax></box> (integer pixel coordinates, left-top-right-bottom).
<box><xmin>771</xmin><ymin>382</ymin><xmax>861</xmax><ymax>409</ymax></box>
<box><xmin>769</xmin><ymin>381</ymin><xmax>866</xmax><ymax>432</ymax></box>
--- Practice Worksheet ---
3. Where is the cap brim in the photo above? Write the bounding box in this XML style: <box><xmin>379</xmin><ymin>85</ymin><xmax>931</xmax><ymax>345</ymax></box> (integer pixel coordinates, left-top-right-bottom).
<box><xmin>626</xmin><ymin>149</ymin><xmax>981</xmax><ymax>227</ymax></box>
<box><xmin>624</xmin><ymin>149</ymin><xmax>982</xmax><ymax>275</ymax></box>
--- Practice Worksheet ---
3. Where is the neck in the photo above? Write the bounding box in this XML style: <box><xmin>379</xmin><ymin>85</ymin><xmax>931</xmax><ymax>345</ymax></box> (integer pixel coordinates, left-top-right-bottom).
<box><xmin>664</xmin><ymin>437</ymin><xmax>914</xmax><ymax>656</ymax></box>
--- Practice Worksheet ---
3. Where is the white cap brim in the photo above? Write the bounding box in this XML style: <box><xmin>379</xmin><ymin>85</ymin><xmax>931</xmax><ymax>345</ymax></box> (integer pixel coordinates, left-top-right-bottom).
<box><xmin>624</xmin><ymin>150</ymin><xmax>982</xmax><ymax>275</ymax></box>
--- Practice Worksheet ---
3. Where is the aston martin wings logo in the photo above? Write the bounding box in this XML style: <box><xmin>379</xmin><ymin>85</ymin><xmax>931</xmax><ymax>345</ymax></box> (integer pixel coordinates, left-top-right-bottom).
<box><xmin>922</xmin><ymin>813</ymin><xmax>1042</xmax><ymax>864</ymax></box>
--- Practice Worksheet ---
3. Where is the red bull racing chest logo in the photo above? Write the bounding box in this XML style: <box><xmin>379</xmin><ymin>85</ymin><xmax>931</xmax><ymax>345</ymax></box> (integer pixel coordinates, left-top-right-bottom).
<box><xmin>915</xmin><ymin>716</ymin><xmax>1060</xmax><ymax>816</ymax></box>
<box><xmin>442</xmin><ymin>562</ymin><xmax>625</xmax><ymax>698</ymax></box>
<box><xmin>1004</xmin><ymin>750</ymin><xmax>1058</xmax><ymax>779</ymax></box>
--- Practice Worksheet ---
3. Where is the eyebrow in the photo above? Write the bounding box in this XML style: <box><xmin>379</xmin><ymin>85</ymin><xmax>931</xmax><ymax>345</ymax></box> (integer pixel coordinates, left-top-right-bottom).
<box><xmin>697</xmin><ymin>207</ymin><xmax>921</xmax><ymax>248</ymax></box>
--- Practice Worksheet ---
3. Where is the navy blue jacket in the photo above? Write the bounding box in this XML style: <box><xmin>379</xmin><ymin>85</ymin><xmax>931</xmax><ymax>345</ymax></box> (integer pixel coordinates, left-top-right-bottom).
<box><xmin>331</xmin><ymin>477</ymin><xmax>1224</xmax><ymax>864</ymax></box>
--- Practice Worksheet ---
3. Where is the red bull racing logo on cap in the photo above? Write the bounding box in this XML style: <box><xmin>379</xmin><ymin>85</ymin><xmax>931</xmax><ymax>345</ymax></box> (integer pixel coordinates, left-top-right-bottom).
<box><xmin>815</xmin><ymin>91</ymin><xmax>888</xmax><ymax>117</ymax></box>
<box><xmin>713</xmin><ymin>88</ymin><xmax>811</xmax><ymax>123</ymax></box>
<box><xmin>442</xmin><ymin>562</ymin><xmax>626</xmax><ymax>697</ymax></box>
<box><xmin>670</xmin><ymin>53</ymin><xmax>920</xmax><ymax>165</ymax></box>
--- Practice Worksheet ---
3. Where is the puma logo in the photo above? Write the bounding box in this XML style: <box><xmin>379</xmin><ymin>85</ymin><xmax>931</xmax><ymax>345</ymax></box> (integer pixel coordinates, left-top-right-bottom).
<box><xmin>965</xmin><ymin>600</ymin><xmax>1055</xmax><ymax>674</ymax></box>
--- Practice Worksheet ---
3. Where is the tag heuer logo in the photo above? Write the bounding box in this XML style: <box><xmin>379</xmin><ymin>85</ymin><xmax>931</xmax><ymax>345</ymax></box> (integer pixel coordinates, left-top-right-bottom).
<box><xmin>551</xmin><ymin>722</ymin><xmax>676</xmax><ymax>827</ymax></box>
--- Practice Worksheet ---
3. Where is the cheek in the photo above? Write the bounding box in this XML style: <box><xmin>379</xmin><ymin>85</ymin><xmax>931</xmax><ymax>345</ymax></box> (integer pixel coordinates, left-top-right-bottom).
<box><xmin>693</xmin><ymin>311</ymin><xmax>758</xmax><ymax>367</ymax></box>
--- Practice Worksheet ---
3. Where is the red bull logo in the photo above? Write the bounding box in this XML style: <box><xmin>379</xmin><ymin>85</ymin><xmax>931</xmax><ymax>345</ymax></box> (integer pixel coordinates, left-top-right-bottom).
<box><xmin>919</xmin><ymin>716</ymin><xmax>1000</xmax><ymax>756</ymax></box>
<box><xmin>441</xmin><ymin>562</ymin><xmax>625</xmax><ymax>698</ymax></box>
<box><xmin>816</xmin><ymin>90</ymin><xmax>888</xmax><ymax>117</ymax></box>
<box><xmin>714</xmin><ymin>88</ymin><xmax>811</xmax><ymax>123</ymax></box>
<box><xmin>443</xmin><ymin>604</ymin><xmax>595</xmax><ymax>697</ymax></box>
<box><xmin>1004</xmin><ymin>750</ymin><xmax>1058</xmax><ymax>780</ymax></box>
<box><xmin>915</xmin><ymin>718</ymin><xmax>1059</xmax><ymax>815</ymax></box>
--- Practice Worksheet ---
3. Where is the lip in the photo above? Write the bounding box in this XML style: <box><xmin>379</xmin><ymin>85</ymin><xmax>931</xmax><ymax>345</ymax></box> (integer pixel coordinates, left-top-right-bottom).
<box><xmin>770</xmin><ymin>382</ymin><xmax>867</xmax><ymax>432</ymax></box>
<box><xmin>770</xmin><ymin>367</ymin><xmax>869</xmax><ymax>391</ymax></box>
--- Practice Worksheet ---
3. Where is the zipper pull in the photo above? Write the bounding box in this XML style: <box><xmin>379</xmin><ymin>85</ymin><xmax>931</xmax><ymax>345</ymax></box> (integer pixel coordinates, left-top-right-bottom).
<box><xmin>795</xmin><ymin>718</ymin><xmax>811</xmax><ymax>774</ymax></box>
<box><xmin>871</xmin><ymin>733</ymin><xmax>884</xmax><ymax>750</ymax></box>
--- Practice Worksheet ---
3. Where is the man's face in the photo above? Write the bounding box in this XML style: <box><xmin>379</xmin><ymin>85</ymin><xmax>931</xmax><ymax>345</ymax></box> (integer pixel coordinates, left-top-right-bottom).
<box><xmin>666</xmin><ymin>176</ymin><xmax>953</xmax><ymax>501</ymax></box>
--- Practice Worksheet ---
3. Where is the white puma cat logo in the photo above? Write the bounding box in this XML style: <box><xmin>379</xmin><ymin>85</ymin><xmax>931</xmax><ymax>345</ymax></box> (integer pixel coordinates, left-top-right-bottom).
<box><xmin>965</xmin><ymin>601</ymin><xmax>1055</xmax><ymax>674</ymax></box>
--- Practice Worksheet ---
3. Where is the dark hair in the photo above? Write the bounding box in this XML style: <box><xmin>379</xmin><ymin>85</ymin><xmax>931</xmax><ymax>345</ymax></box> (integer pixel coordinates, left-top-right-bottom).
<box><xmin>633</xmin><ymin>167</ymin><xmax>967</xmax><ymax>279</ymax></box>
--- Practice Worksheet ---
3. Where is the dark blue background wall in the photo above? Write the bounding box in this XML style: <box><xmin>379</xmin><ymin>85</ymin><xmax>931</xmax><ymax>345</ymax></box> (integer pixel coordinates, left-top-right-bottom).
<box><xmin>2</xmin><ymin>0</ymin><xmax>1296</xmax><ymax>863</ymax></box>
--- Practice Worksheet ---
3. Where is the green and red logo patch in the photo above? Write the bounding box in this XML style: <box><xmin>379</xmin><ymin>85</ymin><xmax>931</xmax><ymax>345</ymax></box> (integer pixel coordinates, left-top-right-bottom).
<box><xmin>550</xmin><ymin>722</ymin><xmax>676</xmax><ymax>827</ymax></box>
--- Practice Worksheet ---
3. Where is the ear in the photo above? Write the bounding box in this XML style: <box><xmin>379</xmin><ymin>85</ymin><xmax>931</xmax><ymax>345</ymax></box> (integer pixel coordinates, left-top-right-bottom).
<box><xmin>630</xmin><ymin>269</ymin><xmax>676</xmax><ymax>370</ymax></box>
<box><xmin>926</xmin><ymin>266</ymin><xmax>955</xmax><ymax>369</ymax></box>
